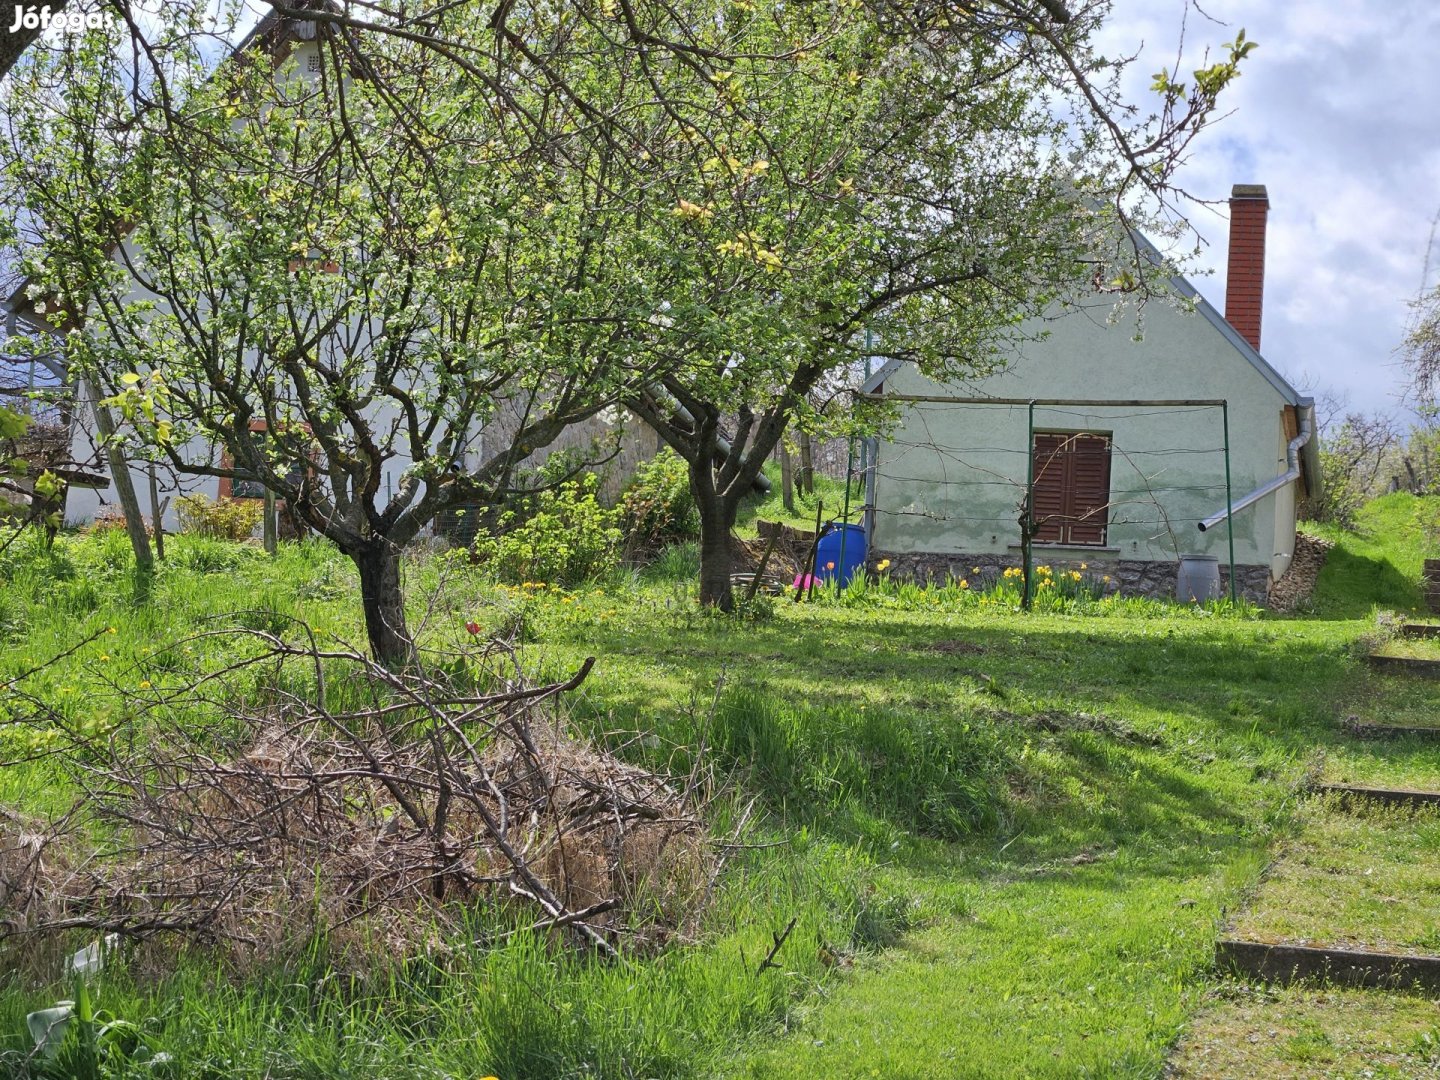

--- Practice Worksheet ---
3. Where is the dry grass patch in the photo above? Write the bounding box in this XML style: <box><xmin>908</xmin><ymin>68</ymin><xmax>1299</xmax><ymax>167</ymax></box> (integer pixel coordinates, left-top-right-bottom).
<box><xmin>0</xmin><ymin>644</ymin><xmax>713</xmax><ymax>973</ymax></box>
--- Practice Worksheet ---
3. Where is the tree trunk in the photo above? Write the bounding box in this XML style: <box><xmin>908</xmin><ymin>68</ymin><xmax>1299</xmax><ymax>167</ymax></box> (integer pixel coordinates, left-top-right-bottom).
<box><xmin>628</xmin><ymin>389</ymin><xmax>792</xmax><ymax>613</ymax></box>
<box><xmin>353</xmin><ymin>540</ymin><xmax>415</xmax><ymax>667</ymax></box>
<box><xmin>696</xmin><ymin>497</ymin><xmax>735</xmax><ymax>610</ymax></box>
<box><xmin>263</xmin><ymin>484</ymin><xmax>277</xmax><ymax>554</ymax></box>
<box><xmin>798</xmin><ymin>430</ymin><xmax>814</xmax><ymax>495</ymax></box>
<box><xmin>147</xmin><ymin>463</ymin><xmax>166</xmax><ymax>561</ymax></box>
<box><xmin>85</xmin><ymin>380</ymin><xmax>153</xmax><ymax>576</ymax></box>
<box><xmin>779</xmin><ymin>441</ymin><xmax>796</xmax><ymax>514</ymax></box>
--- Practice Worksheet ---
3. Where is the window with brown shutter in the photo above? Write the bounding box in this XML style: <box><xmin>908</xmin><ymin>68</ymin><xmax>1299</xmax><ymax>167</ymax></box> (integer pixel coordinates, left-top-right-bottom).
<box><xmin>1030</xmin><ymin>431</ymin><xmax>1112</xmax><ymax>546</ymax></box>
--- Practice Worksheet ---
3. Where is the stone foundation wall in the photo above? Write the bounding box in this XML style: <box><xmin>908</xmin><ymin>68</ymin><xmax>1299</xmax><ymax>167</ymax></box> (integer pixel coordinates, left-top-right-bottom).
<box><xmin>869</xmin><ymin>550</ymin><xmax>1273</xmax><ymax>605</ymax></box>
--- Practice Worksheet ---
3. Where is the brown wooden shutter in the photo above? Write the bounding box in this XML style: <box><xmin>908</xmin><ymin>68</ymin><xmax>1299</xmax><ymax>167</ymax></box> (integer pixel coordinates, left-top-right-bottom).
<box><xmin>1031</xmin><ymin>433</ymin><xmax>1069</xmax><ymax>543</ymax></box>
<box><xmin>1067</xmin><ymin>434</ymin><xmax>1111</xmax><ymax>544</ymax></box>
<box><xmin>1030</xmin><ymin>432</ymin><xmax>1111</xmax><ymax>545</ymax></box>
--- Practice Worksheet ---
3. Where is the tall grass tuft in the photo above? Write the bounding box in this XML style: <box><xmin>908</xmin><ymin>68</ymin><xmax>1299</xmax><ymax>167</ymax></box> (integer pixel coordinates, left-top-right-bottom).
<box><xmin>710</xmin><ymin>685</ymin><xmax>1006</xmax><ymax>840</ymax></box>
<box><xmin>641</xmin><ymin>540</ymin><xmax>701</xmax><ymax>583</ymax></box>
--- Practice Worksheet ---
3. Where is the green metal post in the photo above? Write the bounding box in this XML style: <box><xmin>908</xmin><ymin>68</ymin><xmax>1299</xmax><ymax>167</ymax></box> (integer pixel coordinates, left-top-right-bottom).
<box><xmin>837</xmin><ymin>437</ymin><xmax>855</xmax><ymax>582</ymax></box>
<box><xmin>1222</xmin><ymin>402</ymin><xmax>1237</xmax><ymax>605</ymax></box>
<box><xmin>1024</xmin><ymin>401</ymin><xmax>1036</xmax><ymax>610</ymax></box>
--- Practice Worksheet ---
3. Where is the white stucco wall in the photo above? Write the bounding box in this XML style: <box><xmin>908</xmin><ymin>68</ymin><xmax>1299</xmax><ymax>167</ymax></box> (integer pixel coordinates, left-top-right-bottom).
<box><xmin>870</xmin><ymin>290</ymin><xmax>1305</xmax><ymax>580</ymax></box>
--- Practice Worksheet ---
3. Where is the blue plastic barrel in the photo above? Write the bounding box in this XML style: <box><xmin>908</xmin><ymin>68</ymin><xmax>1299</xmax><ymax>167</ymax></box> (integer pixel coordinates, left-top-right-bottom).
<box><xmin>816</xmin><ymin>523</ymin><xmax>867</xmax><ymax>586</ymax></box>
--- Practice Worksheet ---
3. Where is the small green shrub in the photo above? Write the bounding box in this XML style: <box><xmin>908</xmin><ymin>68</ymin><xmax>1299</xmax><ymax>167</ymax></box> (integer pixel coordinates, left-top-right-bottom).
<box><xmin>175</xmin><ymin>493</ymin><xmax>263</xmax><ymax>541</ymax></box>
<box><xmin>473</xmin><ymin>474</ymin><xmax>621</xmax><ymax>588</ymax></box>
<box><xmin>621</xmin><ymin>449</ymin><xmax>699</xmax><ymax>552</ymax></box>
<box><xmin>294</xmin><ymin>560</ymin><xmax>352</xmax><ymax>602</ymax></box>
<box><xmin>1415</xmin><ymin>1027</ymin><xmax>1440</xmax><ymax>1064</ymax></box>
<box><xmin>729</xmin><ymin>591</ymin><xmax>776</xmax><ymax>623</ymax></box>
<box><xmin>851</xmin><ymin>890</ymin><xmax>917</xmax><ymax>950</ymax></box>
<box><xmin>91</xmin><ymin>526</ymin><xmax>138</xmax><ymax>573</ymax></box>
<box><xmin>0</xmin><ymin>590</ymin><xmax>26</xmax><ymax>643</ymax></box>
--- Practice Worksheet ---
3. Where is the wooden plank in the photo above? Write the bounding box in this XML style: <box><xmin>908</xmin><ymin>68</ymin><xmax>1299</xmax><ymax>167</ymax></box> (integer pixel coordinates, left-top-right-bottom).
<box><xmin>1400</xmin><ymin>623</ymin><xmax>1440</xmax><ymax>640</ymax></box>
<box><xmin>1366</xmin><ymin>654</ymin><xmax>1440</xmax><ymax>679</ymax></box>
<box><xmin>1281</xmin><ymin>404</ymin><xmax>1299</xmax><ymax>443</ymax></box>
<box><xmin>51</xmin><ymin>468</ymin><xmax>110</xmax><ymax>489</ymax></box>
<box><xmin>1313</xmin><ymin>783</ymin><xmax>1440</xmax><ymax>810</ymax></box>
<box><xmin>1216</xmin><ymin>938</ymin><xmax>1440</xmax><ymax>991</ymax></box>
<box><xmin>756</xmin><ymin>519</ymin><xmax>814</xmax><ymax>544</ymax></box>
<box><xmin>1344</xmin><ymin>719</ymin><xmax>1440</xmax><ymax>741</ymax></box>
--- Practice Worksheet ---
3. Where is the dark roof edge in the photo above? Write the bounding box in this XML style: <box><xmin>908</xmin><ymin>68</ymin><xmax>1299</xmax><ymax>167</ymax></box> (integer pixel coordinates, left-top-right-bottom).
<box><xmin>859</xmin><ymin>358</ymin><xmax>902</xmax><ymax>394</ymax></box>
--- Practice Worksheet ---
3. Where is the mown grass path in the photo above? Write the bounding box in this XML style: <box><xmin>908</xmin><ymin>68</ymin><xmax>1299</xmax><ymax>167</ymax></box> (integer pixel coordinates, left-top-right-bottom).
<box><xmin>527</xmin><ymin>601</ymin><xmax>1364</xmax><ymax>1078</ymax></box>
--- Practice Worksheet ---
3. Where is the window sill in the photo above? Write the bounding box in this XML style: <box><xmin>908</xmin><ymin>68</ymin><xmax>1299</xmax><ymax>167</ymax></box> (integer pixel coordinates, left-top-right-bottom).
<box><xmin>1006</xmin><ymin>543</ymin><xmax>1121</xmax><ymax>554</ymax></box>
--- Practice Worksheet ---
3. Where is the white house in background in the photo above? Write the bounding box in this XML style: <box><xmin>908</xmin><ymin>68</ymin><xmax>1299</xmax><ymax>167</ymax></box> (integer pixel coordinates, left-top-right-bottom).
<box><xmin>1</xmin><ymin>9</ymin><xmax>656</xmax><ymax>536</ymax></box>
<box><xmin>862</xmin><ymin>185</ymin><xmax>1320</xmax><ymax>604</ymax></box>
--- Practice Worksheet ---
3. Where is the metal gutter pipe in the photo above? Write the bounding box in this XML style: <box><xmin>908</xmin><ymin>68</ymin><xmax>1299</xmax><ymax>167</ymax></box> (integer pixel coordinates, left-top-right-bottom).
<box><xmin>1197</xmin><ymin>409</ymin><xmax>1313</xmax><ymax>533</ymax></box>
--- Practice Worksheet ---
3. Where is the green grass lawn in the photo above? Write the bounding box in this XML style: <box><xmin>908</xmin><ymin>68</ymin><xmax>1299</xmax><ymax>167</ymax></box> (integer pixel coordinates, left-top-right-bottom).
<box><xmin>1168</xmin><ymin>984</ymin><xmax>1440</xmax><ymax>1079</ymax></box>
<box><xmin>1337</xmin><ymin>670</ymin><xmax>1440</xmax><ymax>729</ymax></box>
<box><xmin>0</xmin><ymin>493</ymin><xmax>1438</xmax><ymax>1077</ymax></box>
<box><xmin>1304</xmin><ymin>493</ymin><xmax>1433</xmax><ymax>618</ymax></box>
<box><xmin>1229</xmin><ymin>799</ymin><xmax>1440</xmax><ymax>954</ymax></box>
<box><xmin>1322</xmin><ymin>740</ymin><xmax>1440</xmax><ymax>789</ymax></box>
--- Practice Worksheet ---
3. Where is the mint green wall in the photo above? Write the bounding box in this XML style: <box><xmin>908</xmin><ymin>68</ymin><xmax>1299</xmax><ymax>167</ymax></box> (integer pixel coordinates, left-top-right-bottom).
<box><xmin>871</xmin><ymin>294</ymin><xmax>1300</xmax><ymax>578</ymax></box>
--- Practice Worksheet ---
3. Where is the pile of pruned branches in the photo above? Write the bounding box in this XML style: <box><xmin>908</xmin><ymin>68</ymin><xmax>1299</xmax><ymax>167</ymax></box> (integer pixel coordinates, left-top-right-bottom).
<box><xmin>0</xmin><ymin>629</ymin><xmax>712</xmax><ymax>965</ymax></box>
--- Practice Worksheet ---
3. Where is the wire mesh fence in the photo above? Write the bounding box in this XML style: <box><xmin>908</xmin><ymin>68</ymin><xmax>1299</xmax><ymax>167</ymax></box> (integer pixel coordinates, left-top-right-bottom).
<box><xmin>857</xmin><ymin>396</ymin><xmax>1269</xmax><ymax>602</ymax></box>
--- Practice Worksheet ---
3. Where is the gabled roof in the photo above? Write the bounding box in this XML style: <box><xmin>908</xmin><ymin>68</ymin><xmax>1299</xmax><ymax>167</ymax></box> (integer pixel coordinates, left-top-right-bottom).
<box><xmin>859</xmin><ymin>229</ymin><xmax>1311</xmax><ymax>411</ymax></box>
<box><xmin>1132</xmin><ymin>229</ymin><xmax>1308</xmax><ymax>409</ymax></box>
<box><xmin>858</xmin><ymin>224</ymin><xmax>1322</xmax><ymax>500</ymax></box>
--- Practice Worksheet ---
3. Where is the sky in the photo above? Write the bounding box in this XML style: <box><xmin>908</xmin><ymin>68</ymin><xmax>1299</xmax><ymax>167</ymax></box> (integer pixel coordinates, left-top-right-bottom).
<box><xmin>1094</xmin><ymin>0</ymin><xmax>1440</xmax><ymax>422</ymax></box>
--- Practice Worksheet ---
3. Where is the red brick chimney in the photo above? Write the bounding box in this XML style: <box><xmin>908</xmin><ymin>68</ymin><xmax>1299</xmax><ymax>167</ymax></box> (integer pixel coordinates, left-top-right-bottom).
<box><xmin>1224</xmin><ymin>183</ymin><xmax>1269</xmax><ymax>352</ymax></box>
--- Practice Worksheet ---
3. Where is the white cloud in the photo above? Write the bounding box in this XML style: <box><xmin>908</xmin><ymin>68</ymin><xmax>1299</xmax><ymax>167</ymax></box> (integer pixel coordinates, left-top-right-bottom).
<box><xmin>1096</xmin><ymin>0</ymin><xmax>1440</xmax><ymax>417</ymax></box>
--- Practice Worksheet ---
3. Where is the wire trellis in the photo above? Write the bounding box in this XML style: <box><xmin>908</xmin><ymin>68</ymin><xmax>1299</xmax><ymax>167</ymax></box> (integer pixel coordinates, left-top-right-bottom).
<box><xmin>860</xmin><ymin>395</ymin><xmax>1240</xmax><ymax>605</ymax></box>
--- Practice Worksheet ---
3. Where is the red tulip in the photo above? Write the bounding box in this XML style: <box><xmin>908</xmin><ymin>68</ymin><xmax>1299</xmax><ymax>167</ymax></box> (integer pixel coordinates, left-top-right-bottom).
<box><xmin>465</xmin><ymin>621</ymin><xmax>481</xmax><ymax>635</ymax></box>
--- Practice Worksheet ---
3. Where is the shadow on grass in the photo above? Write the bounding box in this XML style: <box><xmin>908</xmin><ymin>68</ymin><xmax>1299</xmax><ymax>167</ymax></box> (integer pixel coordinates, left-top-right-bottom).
<box><xmin>1305</xmin><ymin>545</ymin><xmax>1423</xmax><ymax>620</ymax></box>
<box><xmin>557</xmin><ymin>609</ymin><xmax>1355</xmax><ymax>882</ymax></box>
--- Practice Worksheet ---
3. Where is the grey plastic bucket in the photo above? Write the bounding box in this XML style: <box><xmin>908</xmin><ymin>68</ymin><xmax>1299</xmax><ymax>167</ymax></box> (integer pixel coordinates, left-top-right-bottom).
<box><xmin>1176</xmin><ymin>555</ymin><xmax>1221</xmax><ymax>603</ymax></box>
